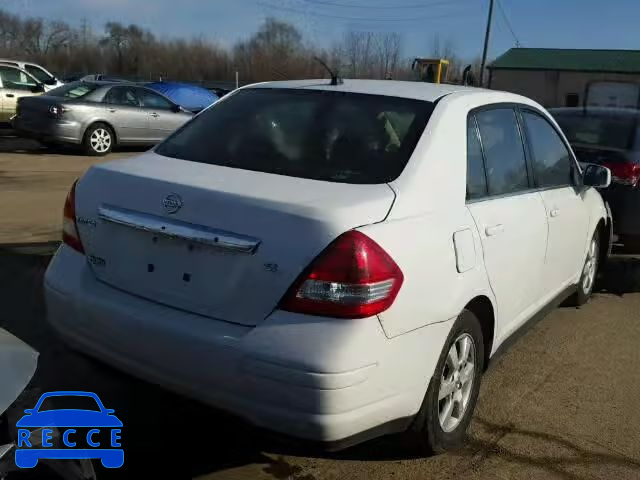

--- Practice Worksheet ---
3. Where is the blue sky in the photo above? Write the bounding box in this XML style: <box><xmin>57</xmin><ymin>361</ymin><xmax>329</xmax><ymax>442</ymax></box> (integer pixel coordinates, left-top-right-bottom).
<box><xmin>3</xmin><ymin>0</ymin><xmax>640</xmax><ymax>61</ymax></box>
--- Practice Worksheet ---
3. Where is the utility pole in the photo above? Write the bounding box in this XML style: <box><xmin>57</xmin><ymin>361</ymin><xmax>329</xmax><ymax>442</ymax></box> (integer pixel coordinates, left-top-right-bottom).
<box><xmin>479</xmin><ymin>0</ymin><xmax>494</xmax><ymax>87</ymax></box>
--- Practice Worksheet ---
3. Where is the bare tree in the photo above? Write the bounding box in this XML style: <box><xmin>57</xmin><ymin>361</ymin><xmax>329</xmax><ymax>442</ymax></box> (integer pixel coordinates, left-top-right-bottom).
<box><xmin>375</xmin><ymin>33</ymin><xmax>402</xmax><ymax>79</ymax></box>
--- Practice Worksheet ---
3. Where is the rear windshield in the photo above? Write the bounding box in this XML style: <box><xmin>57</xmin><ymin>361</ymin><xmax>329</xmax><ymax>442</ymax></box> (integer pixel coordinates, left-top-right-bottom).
<box><xmin>554</xmin><ymin>113</ymin><xmax>637</xmax><ymax>151</ymax></box>
<box><xmin>155</xmin><ymin>88</ymin><xmax>434</xmax><ymax>184</ymax></box>
<box><xmin>47</xmin><ymin>82</ymin><xmax>98</xmax><ymax>99</ymax></box>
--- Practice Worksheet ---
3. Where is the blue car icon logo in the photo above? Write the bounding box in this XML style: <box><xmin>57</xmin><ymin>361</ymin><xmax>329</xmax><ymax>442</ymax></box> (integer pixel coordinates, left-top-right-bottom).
<box><xmin>15</xmin><ymin>391</ymin><xmax>123</xmax><ymax>469</ymax></box>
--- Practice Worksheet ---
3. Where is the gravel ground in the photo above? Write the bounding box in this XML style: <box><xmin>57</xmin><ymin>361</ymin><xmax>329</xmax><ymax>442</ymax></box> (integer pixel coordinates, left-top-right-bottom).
<box><xmin>0</xmin><ymin>132</ymin><xmax>138</xmax><ymax>245</ymax></box>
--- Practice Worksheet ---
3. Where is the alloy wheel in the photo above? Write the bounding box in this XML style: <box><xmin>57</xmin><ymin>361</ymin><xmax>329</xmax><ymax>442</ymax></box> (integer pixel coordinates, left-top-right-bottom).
<box><xmin>438</xmin><ymin>333</ymin><xmax>476</xmax><ymax>433</ymax></box>
<box><xmin>582</xmin><ymin>237</ymin><xmax>598</xmax><ymax>294</ymax></box>
<box><xmin>90</xmin><ymin>128</ymin><xmax>112</xmax><ymax>153</ymax></box>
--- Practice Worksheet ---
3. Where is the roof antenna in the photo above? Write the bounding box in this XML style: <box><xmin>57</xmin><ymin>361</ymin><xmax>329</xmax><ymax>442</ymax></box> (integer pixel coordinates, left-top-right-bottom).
<box><xmin>314</xmin><ymin>56</ymin><xmax>343</xmax><ymax>86</ymax></box>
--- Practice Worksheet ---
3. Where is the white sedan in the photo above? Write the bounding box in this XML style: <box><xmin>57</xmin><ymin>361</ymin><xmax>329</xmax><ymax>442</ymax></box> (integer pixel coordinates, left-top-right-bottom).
<box><xmin>44</xmin><ymin>79</ymin><xmax>612</xmax><ymax>451</ymax></box>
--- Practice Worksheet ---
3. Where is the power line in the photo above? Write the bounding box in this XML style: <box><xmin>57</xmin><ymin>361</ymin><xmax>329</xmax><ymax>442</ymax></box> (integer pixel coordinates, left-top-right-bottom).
<box><xmin>299</xmin><ymin>0</ymin><xmax>462</xmax><ymax>10</ymax></box>
<box><xmin>496</xmin><ymin>0</ymin><xmax>522</xmax><ymax>47</ymax></box>
<box><xmin>258</xmin><ymin>1</ymin><xmax>470</xmax><ymax>22</ymax></box>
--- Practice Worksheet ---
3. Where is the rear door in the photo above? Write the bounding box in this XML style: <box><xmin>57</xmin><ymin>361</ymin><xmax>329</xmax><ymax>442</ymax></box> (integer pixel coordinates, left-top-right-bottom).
<box><xmin>520</xmin><ymin>109</ymin><xmax>589</xmax><ymax>293</ymax></box>
<box><xmin>0</xmin><ymin>66</ymin><xmax>39</xmax><ymax>121</ymax></box>
<box><xmin>466</xmin><ymin>107</ymin><xmax>549</xmax><ymax>336</ymax></box>
<box><xmin>138</xmin><ymin>88</ymin><xmax>191</xmax><ymax>141</ymax></box>
<box><xmin>103</xmin><ymin>86</ymin><xmax>150</xmax><ymax>142</ymax></box>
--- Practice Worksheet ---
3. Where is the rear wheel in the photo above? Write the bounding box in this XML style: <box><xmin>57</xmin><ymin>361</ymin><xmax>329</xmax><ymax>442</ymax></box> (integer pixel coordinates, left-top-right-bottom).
<box><xmin>410</xmin><ymin>309</ymin><xmax>484</xmax><ymax>453</ymax></box>
<box><xmin>83</xmin><ymin>123</ymin><xmax>113</xmax><ymax>156</ymax></box>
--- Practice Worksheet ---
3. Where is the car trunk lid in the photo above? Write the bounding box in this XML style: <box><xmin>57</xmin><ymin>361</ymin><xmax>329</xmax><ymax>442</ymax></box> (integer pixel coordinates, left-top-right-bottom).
<box><xmin>74</xmin><ymin>152</ymin><xmax>396</xmax><ymax>326</ymax></box>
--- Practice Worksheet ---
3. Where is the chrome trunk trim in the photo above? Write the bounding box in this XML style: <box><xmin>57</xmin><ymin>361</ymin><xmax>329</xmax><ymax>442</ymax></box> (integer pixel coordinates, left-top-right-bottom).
<box><xmin>97</xmin><ymin>205</ymin><xmax>260</xmax><ymax>254</ymax></box>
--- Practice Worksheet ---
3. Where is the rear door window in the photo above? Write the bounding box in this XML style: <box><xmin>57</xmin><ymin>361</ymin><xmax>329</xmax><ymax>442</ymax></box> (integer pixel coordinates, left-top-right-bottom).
<box><xmin>104</xmin><ymin>87</ymin><xmax>141</xmax><ymax>107</ymax></box>
<box><xmin>522</xmin><ymin>111</ymin><xmax>574</xmax><ymax>188</ymax></box>
<box><xmin>0</xmin><ymin>66</ymin><xmax>38</xmax><ymax>91</ymax></box>
<box><xmin>155</xmin><ymin>88</ymin><xmax>434</xmax><ymax>184</ymax></box>
<box><xmin>475</xmin><ymin>108</ymin><xmax>530</xmax><ymax>196</ymax></box>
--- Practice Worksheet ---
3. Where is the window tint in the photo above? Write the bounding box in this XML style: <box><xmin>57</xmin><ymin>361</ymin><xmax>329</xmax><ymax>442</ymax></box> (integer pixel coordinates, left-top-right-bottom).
<box><xmin>139</xmin><ymin>89</ymin><xmax>174</xmax><ymax>110</ymax></box>
<box><xmin>104</xmin><ymin>87</ymin><xmax>140</xmax><ymax>107</ymax></box>
<box><xmin>25</xmin><ymin>64</ymin><xmax>52</xmax><ymax>83</ymax></box>
<box><xmin>0</xmin><ymin>66</ymin><xmax>37</xmax><ymax>90</ymax></box>
<box><xmin>466</xmin><ymin>117</ymin><xmax>487</xmax><ymax>200</ymax></box>
<box><xmin>554</xmin><ymin>113</ymin><xmax>635</xmax><ymax>150</ymax></box>
<box><xmin>476</xmin><ymin>108</ymin><xmax>529</xmax><ymax>196</ymax></box>
<box><xmin>523</xmin><ymin>111</ymin><xmax>574</xmax><ymax>188</ymax></box>
<box><xmin>156</xmin><ymin>89</ymin><xmax>434</xmax><ymax>184</ymax></box>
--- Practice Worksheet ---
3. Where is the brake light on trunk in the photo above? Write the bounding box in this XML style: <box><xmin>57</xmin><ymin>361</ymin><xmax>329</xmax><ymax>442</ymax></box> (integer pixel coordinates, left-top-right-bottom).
<box><xmin>280</xmin><ymin>230</ymin><xmax>403</xmax><ymax>318</ymax></box>
<box><xmin>604</xmin><ymin>162</ymin><xmax>640</xmax><ymax>186</ymax></box>
<box><xmin>62</xmin><ymin>180</ymin><xmax>85</xmax><ymax>254</ymax></box>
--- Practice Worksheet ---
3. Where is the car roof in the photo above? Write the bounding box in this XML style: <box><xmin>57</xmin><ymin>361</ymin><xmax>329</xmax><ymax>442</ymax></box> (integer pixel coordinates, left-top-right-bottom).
<box><xmin>248</xmin><ymin>79</ymin><xmax>485</xmax><ymax>102</ymax></box>
<box><xmin>550</xmin><ymin>107</ymin><xmax>640</xmax><ymax>118</ymax></box>
<box><xmin>0</xmin><ymin>62</ymin><xmax>24</xmax><ymax>70</ymax></box>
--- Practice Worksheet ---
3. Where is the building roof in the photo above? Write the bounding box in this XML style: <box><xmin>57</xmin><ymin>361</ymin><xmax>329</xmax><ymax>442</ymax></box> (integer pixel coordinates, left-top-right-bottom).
<box><xmin>249</xmin><ymin>79</ymin><xmax>483</xmax><ymax>102</ymax></box>
<box><xmin>489</xmin><ymin>48</ymin><xmax>640</xmax><ymax>73</ymax></box>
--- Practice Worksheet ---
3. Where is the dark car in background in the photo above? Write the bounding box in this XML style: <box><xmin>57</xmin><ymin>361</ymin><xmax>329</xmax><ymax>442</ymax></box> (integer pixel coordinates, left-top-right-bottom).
<box><xmin>552</xmin><ymin>107</ymin><xmax>640</xmax><ymax>249</ymax></box>
<box><xmin>13</xmin><ymin>81</ymin><xmax>193</xmax><ymax>155</ymax></box>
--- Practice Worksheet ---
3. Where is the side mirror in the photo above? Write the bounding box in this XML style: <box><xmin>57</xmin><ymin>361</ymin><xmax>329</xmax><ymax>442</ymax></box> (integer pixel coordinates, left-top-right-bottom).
<box><xmin>23</xmin><ymin>409</ymin><xmax>34</xmax><ymax>415</ymax></box>
<box><xmin>583</xmin><ymin>164</ymin><xmax>612</xmax><ymax>189</ymax></box>
<box><xmin>45</xmin><ymin>78</ymin><xmax>57</xmax><ymax>86</ymax></box>
<box><xmin>31</xmin><ymin>83</ymin><xmax>45</xmax><ymax>93</ymax></box>
<box><xmin>171</xmin><ymin>104</ymin><xmax>181</xmax><ymax>113</ymax></box>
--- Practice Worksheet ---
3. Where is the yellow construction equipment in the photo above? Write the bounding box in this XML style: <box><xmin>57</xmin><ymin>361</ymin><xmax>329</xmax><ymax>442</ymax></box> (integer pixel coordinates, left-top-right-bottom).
<box><xmin>412</xmin><ymin>58</ymin><xmax>450</xmax><ymax>84</ymax></box>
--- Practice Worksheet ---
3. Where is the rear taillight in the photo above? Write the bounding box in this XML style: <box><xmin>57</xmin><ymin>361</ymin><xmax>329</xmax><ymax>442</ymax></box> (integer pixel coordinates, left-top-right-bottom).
<box><xmin>604</xmin><ymin>162</ymin><xmax>640</xmax><ymax>186</ymax></box>
<box><xmin>280</xmin><ymin>230</ymin><xmax>404</xmax><ymax>319</ymax></box>
<box><xmin>62</xmin><ymin>180</ymin><xmax>85</xmax><ymax>254</ymax></box>
<box><xmin>49</xmin><ymin>105</ymin><xmax>67</xmax><ymax>119</ymax></box>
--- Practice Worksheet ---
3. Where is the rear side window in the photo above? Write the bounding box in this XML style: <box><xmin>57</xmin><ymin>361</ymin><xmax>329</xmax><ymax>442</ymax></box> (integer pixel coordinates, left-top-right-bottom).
<box><xmin>139</xmin><ymin>89</ymin><xmax>174</xmax><ymax>110</ymax></box>
<box><xmin>466</xmin><ymin>117</ymin><xmax>488</xmax><ymax>200</ymax></box>
<box><xmin>522</xmin><ymin>111</ymin><xmax>574</xmax><ymax>188</ymax></box>
<box><xmin>475</xmin><ymin>108</ymin><xmax>529</xmax><ymax>196</ymax></box>
<box><xmin>155</xmin><ymin>88</ymin><xmax>434</xmax><ymax>184</ymax></box>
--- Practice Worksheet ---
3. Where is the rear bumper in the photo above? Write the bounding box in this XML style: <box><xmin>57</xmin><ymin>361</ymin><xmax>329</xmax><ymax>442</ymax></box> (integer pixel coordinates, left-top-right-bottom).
<box><xmin>44</xmin><ymin>245</ymin><xmax>453</xmax><ymax>444</ymax></box>
<box><xmin>13</xmin><ymin>116</ymin><xmax>83</xmax><ymax>144</ymax></box>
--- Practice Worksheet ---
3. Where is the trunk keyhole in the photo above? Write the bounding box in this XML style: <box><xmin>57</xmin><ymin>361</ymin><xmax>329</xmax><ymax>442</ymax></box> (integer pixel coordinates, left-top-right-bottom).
<box><xmin>183</xmin><ymin>273</ymin><xmax>191</xmax><ymax>282</ymax></box>
<box><xmin>147</xmin><ymin>264</ymin><xmax>155</xmax><ymax>273</ymax></box>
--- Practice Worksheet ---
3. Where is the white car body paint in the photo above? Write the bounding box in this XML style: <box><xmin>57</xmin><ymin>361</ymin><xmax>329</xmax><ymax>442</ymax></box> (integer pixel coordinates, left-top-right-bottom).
<box><xmin>44</xmin><ymin>80</ymin><xmax>610</xmax><ymax>444</ymax></box>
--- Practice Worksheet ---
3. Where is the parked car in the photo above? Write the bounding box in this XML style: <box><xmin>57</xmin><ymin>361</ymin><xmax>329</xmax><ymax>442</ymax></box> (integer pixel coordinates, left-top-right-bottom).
<box><xmin>13</xmin><ymin>81</ymin><xmax>193</xmax><ymax>155</ymax></box>
<box><xmin>552</xmin><ymin>107</ymin><xmax>640</xmax><ymax>249</ymax></box>
<box><xmin>0</xmin><ymin>64</ymin><xmax>45</xmax><ymax>123</ymax></box>
<box><xmin>44</xmin><ymin>80</ymin><xmax>611</xmax><ymax>452</ymax></box>
<box><xmin>0</xmin><ymin>59</ymin><xmax>63</xmax><ymax>91</ymax></box>
<box><xmin>146</xmin><ymin>81</ymin><xmax>219</xmax><ymax>113</ymax></box>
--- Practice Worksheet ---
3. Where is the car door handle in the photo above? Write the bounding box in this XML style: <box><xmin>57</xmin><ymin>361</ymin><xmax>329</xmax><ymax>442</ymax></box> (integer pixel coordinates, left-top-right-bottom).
<box><xmin>108</xmin><ymin>108</ymin><xmax>117</xmax><ymax>113</ymax></box>
<box><xmin>150</xmin><ymin>112</ymin><xmax>159</xmax><ymax>118</ymax></box>
<box><xmin>6</xmin><ymin>94</ymin><xmax>14</xmax><ymax>98</ymax></box>
<box><xmin>550</xmin><ymin>208</ymin><xmax>560</xmax><ymax>218</ymax></box>
<box><xmin>485</xmin><ymin>224</ymin><xmax>504</xmax><ymax>237</ymax></box>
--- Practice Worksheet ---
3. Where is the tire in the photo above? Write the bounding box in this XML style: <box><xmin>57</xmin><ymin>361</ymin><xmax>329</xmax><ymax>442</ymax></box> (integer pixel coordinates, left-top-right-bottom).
<box><xmin>569</xmin><ymin>230</ymin><xmax>600</xmax><ymax>306</ymax></box>
<box><xmin>410</xmin><ymin>309</ymin><xmax>484</xmax><ymax>453</ymax></box>
<box><xmin>83</xmin><ymin>123</ymin><xmax>114</xmax><ymax>156</ymax></box>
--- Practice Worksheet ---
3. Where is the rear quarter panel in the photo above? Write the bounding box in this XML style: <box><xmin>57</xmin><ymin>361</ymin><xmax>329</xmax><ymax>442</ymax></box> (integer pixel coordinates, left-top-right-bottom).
<box><xmin>360</xmin><ymin>207</ymin><xmax>495</xmax><ymax>339</ymax></box>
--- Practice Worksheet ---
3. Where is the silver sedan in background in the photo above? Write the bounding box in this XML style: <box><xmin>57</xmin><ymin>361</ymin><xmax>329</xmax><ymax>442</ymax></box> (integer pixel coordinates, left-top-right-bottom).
<box><xmin>13</xmin><ymin>81</ymin><xmax>193</xmax><ymax>155</ymax></box>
